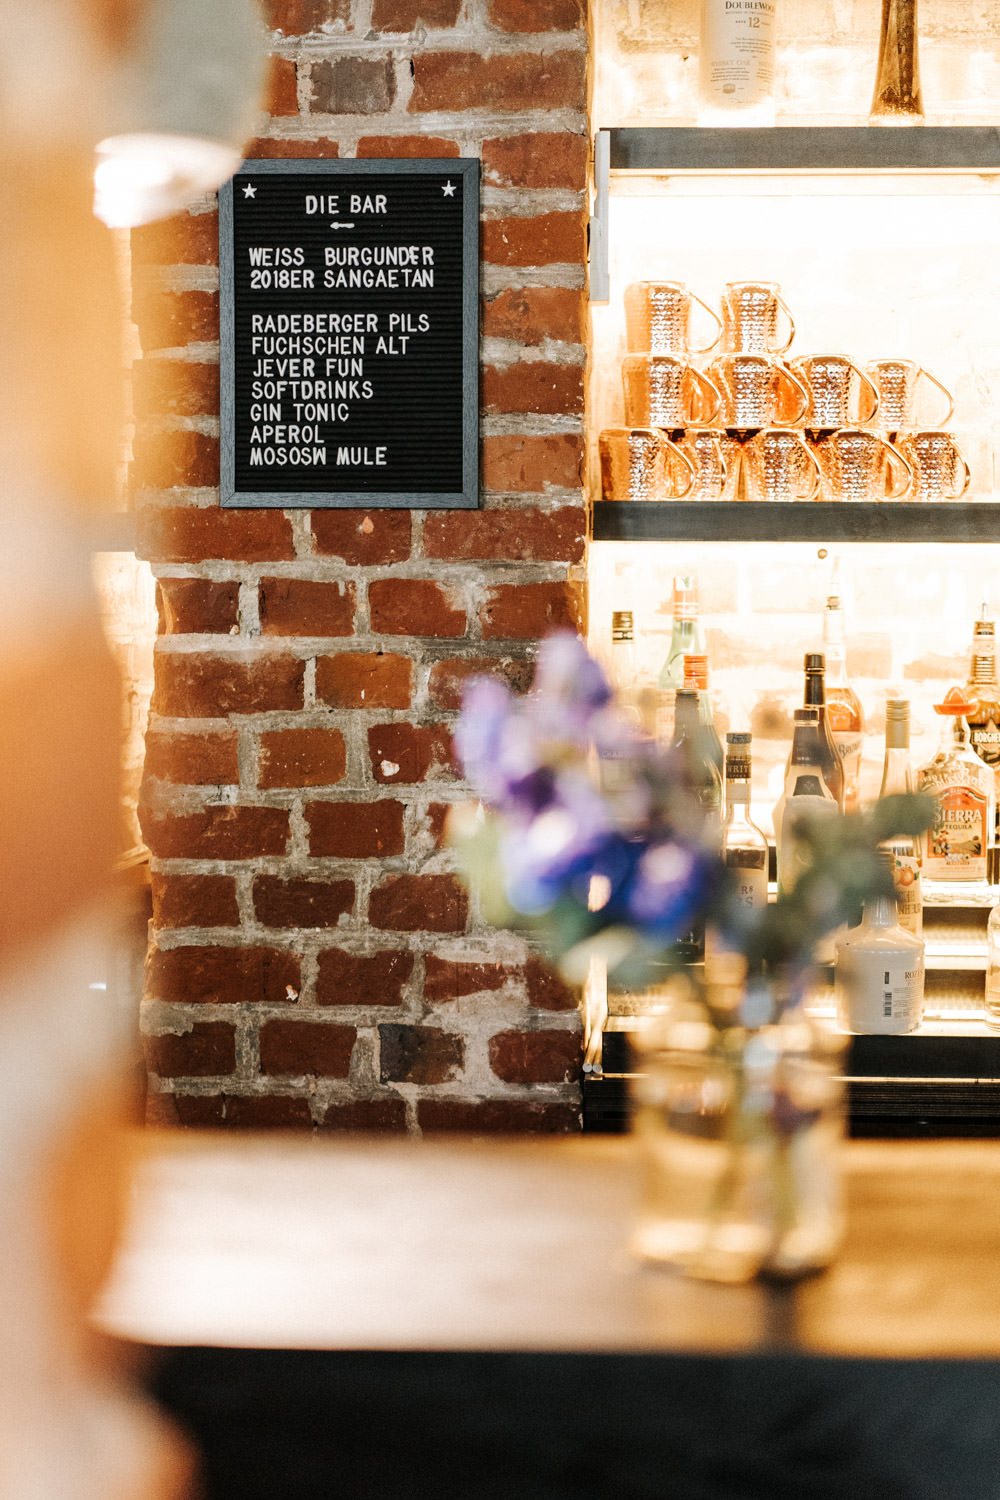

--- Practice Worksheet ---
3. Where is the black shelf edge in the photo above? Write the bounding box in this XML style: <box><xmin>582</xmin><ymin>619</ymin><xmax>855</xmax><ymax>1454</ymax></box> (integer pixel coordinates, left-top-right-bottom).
<box><xmin>605</xmin><ymin>125</ymin><xmax>1000</xmax><ymax>174</ymax></box>
<box><xmin>591</xmin><ymin>501</ymin><xmax>1000</xmax><ymax>544</ymax></box>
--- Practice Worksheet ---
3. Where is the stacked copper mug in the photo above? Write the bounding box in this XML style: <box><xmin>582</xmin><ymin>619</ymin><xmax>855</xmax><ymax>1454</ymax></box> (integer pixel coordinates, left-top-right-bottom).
<box><xmin>599</xmin><ymin>279</ymin><xmax>971</xmax><ymax>504</ymax></box>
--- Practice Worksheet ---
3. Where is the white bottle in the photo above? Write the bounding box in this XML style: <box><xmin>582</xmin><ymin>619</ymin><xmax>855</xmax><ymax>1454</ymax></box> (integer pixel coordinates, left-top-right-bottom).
<box><xmin>835</xmin><ymin>855</ymin><xmax>925</xmax><ymax>1035</ymax></box>
<box><xmin>698</xmin><ymin>0</ymin><xmax>778</xmax><ymax>126</ymax></box>
<box><xmin>986</xmin><ymin>897</ymin><xmax>1000</xmax><ymax>1031</ymax></box>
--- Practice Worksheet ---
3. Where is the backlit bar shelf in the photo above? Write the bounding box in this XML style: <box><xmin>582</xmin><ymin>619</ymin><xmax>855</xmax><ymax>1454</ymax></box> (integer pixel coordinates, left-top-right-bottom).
<box><xmin>604</xmin><ymin>126</ymin><xmax>1000</xmax><ymax>175</ymax></box>
<box><xmin>591</xmin><ymin>500</ymin><xmax>1000</xmax><ymax>544</ymax></box>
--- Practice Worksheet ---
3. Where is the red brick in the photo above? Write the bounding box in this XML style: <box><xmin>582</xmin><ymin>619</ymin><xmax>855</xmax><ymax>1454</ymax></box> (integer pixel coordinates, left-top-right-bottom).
<box><xmin>317</xmin><ymin>947</ymin><xmax>414</xmax><ymax>1007</ymax></box>
<box><xmin>369</xmin><ymin>873</ymin><xmax>468</xmax><ymax>933</ymax></box>
<box><xmin>268</xmin><ymin>55</ymin><xmax>299</xmax><ymax>115</ymax></box>
<box><xmin>144</xmin><ymin>1023</ymin><xmax>237</xmax><ymax>1078</ymax></box>
<box><xmin>133</xmin><ymin>360</ymin><xmax>219</xmax><ymax>418</ymax></box>
<box><xmin>259</xmin><ymin>1020</ymin><xmax>356</xmax><ymax>1077</ymax></box>
<box><xmin>426</xmin><ymin>802</ymin><xmax>450</xmax><ymax>847</ymax></box>
<box><xmin>307</xmin><ymin>799</ymin><xmax>405</xmax><ymax>857</ymax></box>
<box><xmin>424</xmin><ymin>956</ymin><xmax>516</xmax><ymax>1001</ymax></box>
<box><xmin>146</xmin><ymin>1092</ymin><xmax>225</xmax><ymax>1128</ymax></box>
<box><xmin>259</xmin><ymin>728</ymin><xmax>347</xmax><ymax>789</ymax></box>
<box><xmin>524</xmin><ymin>955</ymin><xmax>577</xmax><ymax>1011</ymax></box>
<box><xmin>427</xmin><ymin>654</ymin><xmax>533</xmax><ymax>711</ymax></box>
<box><xmin>151</xmin><ymin>652</ymin><xmax>304</xmax><ymax>717</ymax></box>
<box><xmin>481</xmin><ymin>211</ymin><xmax>584</xmax><ymax>267</ymax></box>
<box><xmin>357</xmin><ymin>135</ymin><xmax>459</xmax><ymax>158</ymax></box>
<box><xmin>131</xmin><ymin>431</ymin><xmax>219</xmax><ymax>490</ymax></box>
<box><xmin>368</xmin><ymin>722</ymin><xmax>454</xmax><ymax>784</ymax></box>
<box><xmin>371</xmin><ymin>0</ymin><xmax>460</xmax><ymax>28</ymax></box>
<box><xmin>246</xmin><ymin>137</ymin><xmax>339</xmax><ymax>158</ymax></box>
<box><xmin>410</xmin><ymin>51</ymin><xmax>585</xmax><ymax>113</ymax></box>
<box><xmin>488</xmin><ymin>0</ymin><xmax>584</xmax><ymax>30</ymax></box>
<box><xmin>378</xmin><ymin>1024</ymin><xmax>463</xmax><ymax>1085</ymax></box>
<box><xmin>131</xmin><ymin>211</ymin><xmax>219</xmax><ymax>267</ymax></box>
<box><xmin>143</xmin><ymin>731</ymin><xmax>239</xmax><ymax>785</ymax></box>
<box><xmin>132</xmin><ymin>287</ymin><xmax>218</xmax><ymax>350</ymax></box>
<box><xmin>157</xmin><ymin>578</ymin><xmax>239</xmax><ymax>635</ymax></box>
<box><xmin>481</xmin><ymin>286</ymin><xmax>585</xmax><ymax>344</ymax></box>
<box><xmin>483</xmin><ymin>360</ymin><xmax>584</xmax><ymax>416</ymax></box>
<box><xmin>368</xmin><ymin>578</ymin><xmax>465</xmax><ymax>637</ymax></box>
<box><xmin>263</xmin><ymin>0</ymin><xmax>350</xmax><ymax>35</ymax></box>
<box><xmin>482</xmin><ymin>434</ymin><xmax>583</xmax><ymax>494</ymax></box>
<box><xmin>479</xmin><ymin>582</ymin><xmax>584</xmax><ymax>640</ymax></box>
<box><xmin>142</xmin><ymin>806</ymin><xmax>291</xmax><ymax>860</ymax></box>
<box><xmin>315</xmin><ymin>651</ymin><xmax>412</xmax><ymax>709</ymax></box>
<box><xmin>151</xmin><ymin>873</ymin><xmax>240</xmax><ymax>929</ymax></box>
<box><xmin>482</xmin><ymin>133</ymin><xmax>588</xmax><ymax>191</ymax></box>
<box><xmin>138</xmin><ymin>507</ymin><xmax>294</xmax><ymax>563</ymax></box>
<box><xmin>320</xmin><ymin>1097</ymin><xmax>408</xmax><ymax>1131</ymax></box>
<box><xmin>311</xmin><ymin>508</ymin><xmax>411</xmax><ymax>564</ymax></box>
<box><xmin>489</xmin><ymin>1028</ymin><xmax>582</xmax><ymax>1084</ymax></box>
<box><xmin>423</xmin><ymin>507</ymin><xmax>585</xmax><ymax>563</ymax></box>
<box><xmin>417</xmin><ymin>1099</ymin><xmax>581</xmax><ymax>1134</ymax></box>
<box><xmin>253</xmin><ymin>876</ymin><xmax>355</xmax><ymax>928</ymax></box>
<box><xmin>148</xmin><ymin>945</ymin><xmax>301</xmax><ymax>1006</ymax></box>
<box><xmin>259</xmin><ymin>578</ymin><xmax>355</xmax><ymax>637</ymax></box>
<box><xmin>310</xmin><ymin>56</ymin><xmax>395</xmax><ymax>114</ymax></box>
<box><xmin>225</xmin><ymin>1095</ymin><xmax>315</xmax><ymax>1128</ymax></box>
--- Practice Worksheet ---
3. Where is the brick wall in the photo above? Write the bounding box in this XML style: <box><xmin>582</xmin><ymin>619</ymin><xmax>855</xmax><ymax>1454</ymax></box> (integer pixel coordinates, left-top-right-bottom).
<box><xmin>135</xmin><ymin>0</ymin><xmax>589</xmax><ymax>1131</ymax></box>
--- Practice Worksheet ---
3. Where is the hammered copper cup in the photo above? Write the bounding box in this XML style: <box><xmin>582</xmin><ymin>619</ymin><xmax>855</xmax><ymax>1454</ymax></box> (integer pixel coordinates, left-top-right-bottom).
<box><xmin>623</xmin><ymin>354</ymin><xmax>722</xmax><ymax>429</ymax></box>
<box><xmin>599</xmin><ymin>427</ymin><xmax>695</xmax><ymax>502</ymax></box>
<box><xmin>707</xmin><ymin>353</ymin><xmax>810</xmax><ymax>429</ymax></box>
<box><xmin>743</xmin><ymin>428</ymin><xmax>822</xmax><ymax>503</ymax></box>
<box><xmin>792</xmin><ymin>353</ymin><xmax>880</xmax><ymax>430</ymax></box>
<box><xmin>864</xmin><ymin>358</ymin><xmax>954</xmax><ymax>435</ymax></box>
<box><xmin>678</xmin><ymin>429</ymin><xmax>733</xmax><ymax>502</ymax></box>
<box><xmin>812</xmin><ymin>428</ymin><xmax>913</xmax><ymax>503</ymax></box>
<box><xmin>624</xmin><ymin>281</ymin><xmax>723</xmax><ymax>356</ymax></box>
<box><xmin>720</xmin><ymin>281</ymin><xmax>796</xmax><ymax>355</ymax></box>
<box><xmin>894</xmin><ymin>430</ymin><xmax>972</xmax><ymax>502</ymax></box>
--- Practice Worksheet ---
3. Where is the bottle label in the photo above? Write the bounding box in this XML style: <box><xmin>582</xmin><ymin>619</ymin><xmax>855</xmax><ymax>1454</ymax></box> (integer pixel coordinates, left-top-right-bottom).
<box><xmin>724</xmin><ymin>853</ymin><xmax>768</xmax><ymax>911</ymax></box>
<box><xmin>836</xmin><ymin>947</ymin><xmax>924</xmax><ymax>1034</ymax></box>
<box><xmin>700</xmin><ymin>0</ymin><xmax>777</xmax><ymax>107</ymax></box>
<box><xmin>884</xmin><ymin>844</ymin><xmax>922</xmax><ymax>937</ymax></box>
<box><xmin>968</xmin><ymin>708</ymin><xmax>1000</xmax><ymax>769</ymax></box>
<box><xmin>922</xmin><ymin>783</ymin><xmax>989</xmax><ymax>880</ymax></box>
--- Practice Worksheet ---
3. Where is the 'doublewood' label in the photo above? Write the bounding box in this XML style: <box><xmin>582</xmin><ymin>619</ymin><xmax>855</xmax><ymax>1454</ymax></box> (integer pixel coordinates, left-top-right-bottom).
<box><xmin>220</xmin><ymin>159</ymin><xmax>479</xmax><ymax>509</ymax></box>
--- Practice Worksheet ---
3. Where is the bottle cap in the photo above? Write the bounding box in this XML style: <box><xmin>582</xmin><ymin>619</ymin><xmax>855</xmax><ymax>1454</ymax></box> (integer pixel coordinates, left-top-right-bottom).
<box><xmin>804</xmin><ymin>652</ymin><xmax>825</xmax><ymax>672</ymax></box>
<box><xmin>934</xmin><ymin>686</ymin><xmax>976</xmax><ymax>716</ymax></box>
<box><xmin>726</xmin><ymin>731</ymin><xmax>751</xmax><ymax>745</ymax></box>
<box><xmin>611</xmin><ymin>610</ymin><xmax>634</xmax><ymax>640</ymax></box>
<box><xmin>885</xmin><ymin>697</ymin><xmax>910</xmax><ymax>722</ymax></box>
<box><xmin>683</xmin><ymin>652</ymin><xmax>708</xmax><ymax>688</ymax></box>
<box><xmin>793</xmin><ymin>707</ymin><xmax>819</xmax><ymax>723</ymax></box>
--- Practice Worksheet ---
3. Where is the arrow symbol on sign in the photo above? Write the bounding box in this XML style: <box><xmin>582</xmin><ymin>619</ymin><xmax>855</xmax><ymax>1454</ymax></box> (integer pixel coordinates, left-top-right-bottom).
<box><xmin>329</xmin><ymin>222</ymin><xmax>355</xmax><ymax>230</ymax></box>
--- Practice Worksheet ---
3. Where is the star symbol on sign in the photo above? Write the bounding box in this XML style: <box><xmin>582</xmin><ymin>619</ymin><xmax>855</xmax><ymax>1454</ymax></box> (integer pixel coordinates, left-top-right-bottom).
<box><xmin>441</xmin><ymin>181</ymin><xmax>456</xmax><ymax>197</ymax></box>
<box><xmin>242</xmin><ymin>182</ymin><xmax>257</xmax><ymax>198</ymax></box>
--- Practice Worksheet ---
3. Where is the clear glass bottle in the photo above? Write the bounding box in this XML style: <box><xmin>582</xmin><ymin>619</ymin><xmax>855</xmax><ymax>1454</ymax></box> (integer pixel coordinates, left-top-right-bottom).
<box><xmin>918</xmin><ymin>687</ymin><xmax>994</xmax><ymax>883</ymax></box>
<box><xmin>964</xmin><ymin>606</ymin><xmax>1000</xmax><ymax>794</ymax></box>
<box><xmin>683</xmin><ymin>651</ymin><xmax>724</xmax><ymax>775</ymax></box>
<box><xmin>722</xmin><ymin>731</ymin><xmax>769</xmax><ymax>914</ymax></box>
<box><xmin>801</xmin><ymin>652</ymin><xmax>845</xmax><ymax>810</ymax></box>
<box><xmin>774</xmin><ymin>707</ymin><xmax>838</xmax><ymax>897</ymax></box>
<box><xmin>658</xmin><ymin>575</ymin><xmax>706</xmax><ymax>693</ymax></box>
<box><xmin>878</xmin><ymin>697</ymin><xmax>923</xmax><ymax>938</ymax></box>
<box><xmin>672</xmin><ymin>687</ymin><xmax>722</xmax><ymax>962</ymax></box>
<box><xmin>698</xmin><ymin>0</ymin><xmax>778</xmax><ymax>128</ymax></box>
<box><xmin>835</xmin><ymin>853</ymin><xmax>925</xmax><ymax>1035</ymax></box>
<box><xmin>823</xmin><ymin>594</ymin><xmax>864</xmax><ymax>813</ymax></box>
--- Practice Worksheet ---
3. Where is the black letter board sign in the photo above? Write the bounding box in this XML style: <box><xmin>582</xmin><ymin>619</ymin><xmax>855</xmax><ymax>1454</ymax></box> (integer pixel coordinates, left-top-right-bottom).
<box><xmin>219</xmin><ymin>157</ymin><xmax>479</xmax><ymax>509</ymax></box>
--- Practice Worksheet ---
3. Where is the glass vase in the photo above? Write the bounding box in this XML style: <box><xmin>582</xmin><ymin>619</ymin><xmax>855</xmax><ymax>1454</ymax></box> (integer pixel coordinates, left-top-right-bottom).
<box><xmin>870</xmin><ymin>0</ymin><xmax>924</xmax><ymax>123</ymax></box>
<box><xmin>629</xmin><ymin>977</ymin><xmax>846</xmax><ymax>1284</ymax></box>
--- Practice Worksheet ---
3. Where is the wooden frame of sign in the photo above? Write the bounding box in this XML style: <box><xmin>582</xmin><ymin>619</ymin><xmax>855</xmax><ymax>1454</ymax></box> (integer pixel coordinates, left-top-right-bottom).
<box><xmin>219</xmin><ymin>157</ymin><xmax>480</xmax><ymax>509</ymax></box>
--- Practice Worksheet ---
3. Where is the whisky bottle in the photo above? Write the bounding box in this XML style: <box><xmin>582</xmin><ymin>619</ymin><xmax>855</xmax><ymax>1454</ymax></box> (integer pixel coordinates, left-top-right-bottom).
<box><xmin>823</xmin><ymin>593</ymin><xmax>864</xmax><ymax>813</ymax></box>
<box><xmin>682</xmin><ymin>651</ymin><xmax>724</xmax><ymax>775</ymax></box>
<box><xmin>722</xmin><ymin>732</ymin><xmax>769</xmax><ymax>914</ymax></box>
<box><xmin>658</xmin><ymin>575</ymin><xmax>706</xmax><ymax>692</ymax></box>
<box><xmin>835</xmin><ymin>853</ymin><xmax>925</xmax><ymax>1035</ymax></box>
<box><xmin>964</xmin><ymin>605</ymin><xmax>1000</xmax><ymax>791</ymax></box>
<box><xmin>917</xmin><ymin>687</ymin><xmax>994</xmax><ymax>883</ymax></box>
<box><xmin>802</xmin><ymin>653</ymin><xmax>845</xmax><ymax>809</ymax></box>
<box><xmin>878</xmin><ymin>698</ymin><xmax>923</xmax><ymax>938</ymax></box>
<box><xmin>774</xmin><ymin>708</ymin><xmax>838</xmax><ymax>896</ymax></box>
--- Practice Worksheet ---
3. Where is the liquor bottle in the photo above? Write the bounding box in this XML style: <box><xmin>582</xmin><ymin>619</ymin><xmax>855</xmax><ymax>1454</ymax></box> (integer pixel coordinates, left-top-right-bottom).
<box><xmin>682</xmin><ymin>652</ymin><xmax>724</xmax><ymax>775</ymax></box>
<box><xmin>609</xmin><ymin>609</ymin><xmax>637</xmax><ymax>695</ymax></box>
<box><xmin>801</xmin><ymin>653</ymin><xmax>845</xmax><ymax>809</ymax></box>
<box><xmin>774</xmin><ymin>708</ymin><xmax>838</xmax><ymax>896</ymax></box>
<box><xmin>672</xmin><ymin>687</ymin><xmax>722</xmax><ymax>962</ymax></box>
<box><xmin>985</xmin><ymin>896</ymin><xmax>1000</xmax><ymax>1030</ymax></box>
<box><xmin>698</xmin><ymin>0</ymin><xmax>778</xmax><ymax>127</ymax></box>
<box><xmin>722</xmin><ymin>732</ymin><xmax>769</xmax><ymax>914</ymax></box>
<box><xmin>917</xmin><ymin>687</ymin><xmax>994</xmax><ymax>883</ymax></box>
<box><xmin>823</xmin><ymin>593</ymin><xmax>864</xmax><ymax>813</ymax></box>
<box><xmin>964</xmin><ymin>605</ymin><xmax>1000</xmax><ymax>791</ymax></box>
<box><xmin>658</xmin><ymin>575</ymin><xmax>706</xmax><ymax>692</ymax></box>
<box><xmin>835</xmin><ymin>852</ymin><xmax>925</xmax><ymax>1035</ymax></box>
<box><xmin>878</xmin><ymin>698</ymin><xmax>923</xmax><ymax>938</ymax></box>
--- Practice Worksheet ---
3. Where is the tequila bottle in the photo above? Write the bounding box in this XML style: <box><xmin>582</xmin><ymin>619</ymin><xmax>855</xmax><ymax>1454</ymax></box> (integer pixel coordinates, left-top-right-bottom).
<box><xmin>878</xmin><ymin>698</ymin><xmax>922</xmax><ymax>938</ymax></box>
<box><xmin>835</xmin><ymin>853</ymin><xmax>925</xmax><ymax>1035</ymax></box>
<box><xmin>823</xmin><ymin>594</ymin><xmax>864</xmax><ymax>812</ymax></box>
<box><xmin>917</xmin><ymin>688</ymin><xmax>994</xmax><ymax>883</ymax></box>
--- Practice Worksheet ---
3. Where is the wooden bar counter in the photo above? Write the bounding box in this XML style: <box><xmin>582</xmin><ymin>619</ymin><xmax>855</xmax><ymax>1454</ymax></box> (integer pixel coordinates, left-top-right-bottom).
<box><xmin>98</xmin><ymin>1134</ymin><xmax>1000</xmax><ymax>1499</ymax></box>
